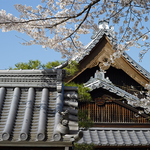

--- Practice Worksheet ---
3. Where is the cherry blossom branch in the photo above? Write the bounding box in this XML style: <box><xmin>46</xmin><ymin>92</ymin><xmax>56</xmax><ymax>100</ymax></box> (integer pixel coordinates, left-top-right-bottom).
<box><xmin>1</xmin><ymin>0</ymin><xmax>150</xmax><ymax>59</ymax></box>
<box><xmin>51</xmin><ymin>6</ymin><xmax>91</xmax><ymax>47</ymax></box>
<box><xmin>0</xmin><ymin>0</ymin><xmax>100</xmax><ymax>27</ymax></box>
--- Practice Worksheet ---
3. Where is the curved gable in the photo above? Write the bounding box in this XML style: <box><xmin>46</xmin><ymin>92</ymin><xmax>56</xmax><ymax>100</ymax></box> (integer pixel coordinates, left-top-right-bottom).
<box><xmin>67</xmin><ymin>35</ymin><xmax>150</xmax><ymax>88</ymax></box>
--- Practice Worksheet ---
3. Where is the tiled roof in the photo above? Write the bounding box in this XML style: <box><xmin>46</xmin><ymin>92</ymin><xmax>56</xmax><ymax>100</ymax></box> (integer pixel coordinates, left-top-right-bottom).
<box><xmin>84</xmin><ymin>70</ymin><xmax>150</xmax><ymax>113</ymax></box>
<box><xmin>78</xmin><ymin>128</ymin><xmax>150</xmax><ymax>146</ymax></box>
<box><xmin>0</xmin><ymin>69</ymin><xmax>80</xmax><ymax>147</ymax></box>
<box><xmin>72</xmin><ymin>21</ymin><xmax>150</xmax><ymax>80</ymax></box>
<box><xmin>84</xmin><ymin>73</ymin><xmax>139</xmax><ymax>104</ymax></box>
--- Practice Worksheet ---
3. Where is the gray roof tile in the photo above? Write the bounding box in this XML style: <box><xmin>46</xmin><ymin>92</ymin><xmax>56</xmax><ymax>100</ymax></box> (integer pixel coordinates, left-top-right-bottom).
<box><xmin>120</xmin><ymin>130</ymin><xmax>132</xmax><ymax>146</ymax></box>
<box><xmin>105</xmin><ymin>130</ymin><xmax>116</xmax><ymax>145</ymax></box>
<box><xmin>113</xmin><ymin>130</ymin><xmax>124</xmax><ymax>145</ymax></box>
<box><xmin>90</xmin><ymin>130</ymin><xmax>100</xmax><ymax>145</ymax></box>
<box><xmin>98</xmin><ymin>130</ymin><xmax>108</xmax><ymax>145</ymax></box>
<box><xmin>0</xmin><ymin>69</ymin><xmax>80</xmax><ymax>146</ymax></box>
<box><xmin>143</xmin><ymin>130</ymin><xmax>150</xmax><ymax>144</ymax></box>
<box><xmin>128</xmin><ymin>130</ymin><xmax>140</xmax><ymax>145</ymax></box>
<box><xmin>136</xmin><ymin>131</ymin><xmax>148</xmax><ymax>145</ymax></box>
<box><xmin>84</xmin><ymin>78</ymin><xmax>141</xmax><ymax>108</ymax></box>
<box><xmin>78</xmin><ymin>128</ymin><xmax>150</xmax><ymax>146</ymax></box>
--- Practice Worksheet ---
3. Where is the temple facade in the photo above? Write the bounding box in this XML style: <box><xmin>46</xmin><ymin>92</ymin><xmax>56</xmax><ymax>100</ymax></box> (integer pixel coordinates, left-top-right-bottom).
<box><xmin>0</xmin><ymin>21</ymin><xmax>150</xmax><ymax>150</ymax></box>
<box><xmin>65</xmin><ymin>21</ymin><xmax>150</xmax><ymax>149</ymax></box>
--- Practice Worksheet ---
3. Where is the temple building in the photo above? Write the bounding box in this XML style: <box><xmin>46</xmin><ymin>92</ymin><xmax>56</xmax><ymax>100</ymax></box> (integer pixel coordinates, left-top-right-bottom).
<box><xmin>0</xmin><ymin>20</ymin><xmax>150</xmax><ymax>150</ymax></box>
<box><xmin>65</xmin><ymin>20</ymin><xmax>150</xmax><ymax>149</ymax></box>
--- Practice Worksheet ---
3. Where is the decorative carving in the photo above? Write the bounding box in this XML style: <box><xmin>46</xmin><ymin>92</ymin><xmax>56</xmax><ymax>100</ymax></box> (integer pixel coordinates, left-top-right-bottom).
<box><xmin>95</xmin><ymin>98</ymin><xmax>105</xmax><ymax>106</ymax></box>
<box><xmin>99</xmin><ymin>62</ymin><xmax>110</xmax><ymax>70</ymax></box>
<box><xmin>58</xmin><ymin>110</ymin><xmax>69</xmax><ymax>126</ymax></box>
<box><xmin>95</xmin><ymin>95</ymin><xmax>113</xmax><ymax>106</ymax></box>
<box><xmin>55</xmin><ymin>110</ymin><xmax>70</xmax><ymax>135</ymax></box>
<box><xmin>53</xmin><ymin>110</ymin><xmax>70</xmax><ymax>141</ymax></box>
<box><xmin>85</xmin><ymin>68</ymin><xmax>112</xmax><ymax>86</ymax></box>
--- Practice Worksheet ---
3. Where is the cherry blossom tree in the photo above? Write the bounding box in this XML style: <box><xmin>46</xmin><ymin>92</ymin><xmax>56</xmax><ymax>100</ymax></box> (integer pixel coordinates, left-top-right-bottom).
<box><xmin>0</xmin><ymin>0</ymin><xmax>150</xmax><ymax>60</ymax></box>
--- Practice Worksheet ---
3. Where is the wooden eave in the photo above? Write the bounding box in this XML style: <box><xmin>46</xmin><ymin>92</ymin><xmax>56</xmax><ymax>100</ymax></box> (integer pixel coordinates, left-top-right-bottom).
<box><xmin>65</xmin><ymin>35</ymin><xmax>150</xmax><ymax>88</ymax></box>
<box><xmin>105</xmin><ymin>36</ymin><xmax>150</xmax><ymax>87</ymax></box>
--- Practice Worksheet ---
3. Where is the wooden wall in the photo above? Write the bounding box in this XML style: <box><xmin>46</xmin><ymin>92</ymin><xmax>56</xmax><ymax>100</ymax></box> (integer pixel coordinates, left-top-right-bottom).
<box><xmin>79</xmin><ymin>101</ymin><xmax>150</xmax><ymax>124</ymax></box>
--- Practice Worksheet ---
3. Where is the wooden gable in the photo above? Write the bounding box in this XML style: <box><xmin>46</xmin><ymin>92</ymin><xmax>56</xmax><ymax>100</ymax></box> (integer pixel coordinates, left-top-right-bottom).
<box><xmin>65</xmin><ymin>35</ymin><xmax>150</xmax><ymax>88</ymax></box>
<box><xmin>79</xmin><ymin>94</ymin><xmax>150</xmax><ymax>128</ymax></box>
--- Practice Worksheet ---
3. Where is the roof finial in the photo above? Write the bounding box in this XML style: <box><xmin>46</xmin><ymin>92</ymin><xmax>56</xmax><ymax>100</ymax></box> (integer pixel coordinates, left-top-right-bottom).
<box><xmin>98</xmin><ymin>19</ymin><xmax>109</xmax><ymax>29</ymax></box>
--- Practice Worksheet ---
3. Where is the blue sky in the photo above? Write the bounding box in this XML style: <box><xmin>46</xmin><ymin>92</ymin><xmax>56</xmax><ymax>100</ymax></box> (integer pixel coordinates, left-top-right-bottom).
<box><xmin>0</xmin><ymin>0</ymin><xmax>62</xmax><ymax>69</ymax></box>
<box><xmin>0</xmin><ymin>0</ymin><xmax>150</xmax><ymax>73</ymax></box>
